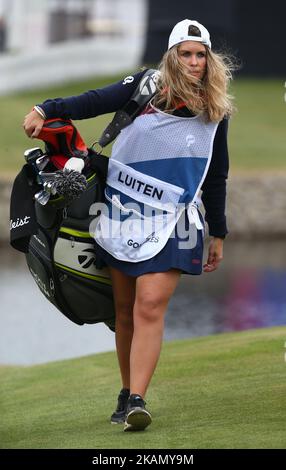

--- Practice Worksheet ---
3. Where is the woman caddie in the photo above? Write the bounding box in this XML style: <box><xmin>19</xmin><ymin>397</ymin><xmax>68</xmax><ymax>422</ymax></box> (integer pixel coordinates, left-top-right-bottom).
<box><xmin>23</xmin><ymin>19</ymin><xmax>235</xmax><ymax>432</ymax></box>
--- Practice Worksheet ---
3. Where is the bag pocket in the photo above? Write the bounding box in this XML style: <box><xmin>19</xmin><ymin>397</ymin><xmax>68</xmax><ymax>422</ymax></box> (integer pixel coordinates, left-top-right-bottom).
<box><xmin>26</xmin><ymin>232</ymin><xmax>56</xmax><ymax>304</ymax></box>
<box><xmin>53</xmin><ymin>229</ymin><xmax>115</xmax><ymax>328</ymax></box>
<box><xmin>55</xmin><ymin>268</ymin><xmax>115</xmax><ymax>327</ymax></box>
<box><xmin>26</xmin><ymin>229</ymin><xmax>85</xmax><ymax>325</ymax></box>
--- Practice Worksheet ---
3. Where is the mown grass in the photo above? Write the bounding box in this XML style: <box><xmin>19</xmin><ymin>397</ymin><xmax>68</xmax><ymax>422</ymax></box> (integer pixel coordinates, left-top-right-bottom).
<box><xmin>1</xmin><ymin>326</ymin><xmax>286</xmax><ymax>449</ymax></box>
<box><xmin>0</xmin><ymin>75</ymin><xmax>285</xmax><ymax>176</ymax></box>
<box><xmin>229</xmin><ymin>78</ymin><xmax>286</xmax><ymax>171</ymax></box>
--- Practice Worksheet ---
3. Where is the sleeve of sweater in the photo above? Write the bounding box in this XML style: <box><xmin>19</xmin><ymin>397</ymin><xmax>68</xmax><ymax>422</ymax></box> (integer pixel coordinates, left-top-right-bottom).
<box><xmin>201</xmin><ymin>117</ymin><xmax>229</xmax><ymax>238</ymax></box>
<box><xmin>37</xmin><ymin>71</ymin><xmax>146</xmax><ymax>120</ymax></box>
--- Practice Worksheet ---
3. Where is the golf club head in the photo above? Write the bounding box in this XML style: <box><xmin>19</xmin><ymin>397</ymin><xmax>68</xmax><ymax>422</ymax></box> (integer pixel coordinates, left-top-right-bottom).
<box><xmin>36</xmin><ymin>155</ymin><xmax>50</xmax><ymax>171</ymax></box>
<box><xmin>24</xmin><ymin>147</ymin><xmax>44</xmax><ymax>165</ymax></box>
<box><xmin>39</xmin><ymin>171</ymin><xmax>59</xmax><ymax>182</ymax></box>
<box><xmin>34</xmin><ymin>189</ymin><xmax>51</xmax><ymax>205</ymax></box>
<box><xmin>43</xmin><ymin>180</ymin><xmax>57</xmax><ymax>195</ymax></box>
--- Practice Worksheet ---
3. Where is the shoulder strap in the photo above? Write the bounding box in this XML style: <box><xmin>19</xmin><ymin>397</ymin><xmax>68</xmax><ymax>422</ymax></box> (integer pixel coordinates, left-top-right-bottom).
<box><xmin>98</xmin><ymin>69</ymin><xmax>159</xmax><ymax>148</ymax></box>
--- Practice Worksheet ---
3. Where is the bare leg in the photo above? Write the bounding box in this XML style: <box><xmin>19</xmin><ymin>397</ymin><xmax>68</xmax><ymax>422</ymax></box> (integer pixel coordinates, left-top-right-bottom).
<box><xmin>109</xmin><ymin>267</ymin><xmax>136</xmax><ymax>389</ymax></box>
<box><xmin>130</xmin><ymin>269</ymin><xmax>181</xmax><ymax>397</ymax></box>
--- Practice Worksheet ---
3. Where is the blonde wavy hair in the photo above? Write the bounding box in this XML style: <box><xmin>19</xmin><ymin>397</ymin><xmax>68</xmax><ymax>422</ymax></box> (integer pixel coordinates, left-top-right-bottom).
<box><xmin>153</xmin><ymin>45</ymin><xmax>236</xmax><ymax>122</ymax></box>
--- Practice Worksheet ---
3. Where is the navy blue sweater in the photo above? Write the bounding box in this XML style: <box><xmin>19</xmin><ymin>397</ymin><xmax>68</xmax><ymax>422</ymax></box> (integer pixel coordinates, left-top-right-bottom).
<box><xmin>39</xmin><ymin>71</ymin><xmax>229</xmax><ymax>237</ymax></box>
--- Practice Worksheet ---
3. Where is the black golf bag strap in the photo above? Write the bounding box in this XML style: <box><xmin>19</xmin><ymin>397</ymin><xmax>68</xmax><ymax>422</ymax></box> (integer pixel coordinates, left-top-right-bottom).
<box><xmin>98</xmin><ymin>68</ymin><xmax>159</xmax><ymax>148</ymax></box>
<box><xmin>88</xmin><ymin>148</ymin><xmax>109</xmax><ymax>178</ymax></box>
<box><xmin>98</xmin><ymin>111</ymin><xmax>132</xmax><ymax>148</ymax></box>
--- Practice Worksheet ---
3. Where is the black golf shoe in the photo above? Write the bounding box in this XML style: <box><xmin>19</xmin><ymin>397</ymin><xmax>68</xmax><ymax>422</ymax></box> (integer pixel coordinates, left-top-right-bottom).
<box><xmin>110</xmin><ymin>388</ymin><xmax>130</xmax><ymax>424</ymax></box>
<box><xmin>124</xmin><ymin>394</ymin><xmax>152</xmax><ymax>432</ymax></box>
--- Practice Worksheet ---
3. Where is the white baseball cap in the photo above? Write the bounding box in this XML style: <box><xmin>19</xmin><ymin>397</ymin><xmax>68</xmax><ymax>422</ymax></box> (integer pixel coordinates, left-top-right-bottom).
<box><xmin>168</xmin><ymin>19</ymin><xmax>211</xmax><ymax>50</ymax></box>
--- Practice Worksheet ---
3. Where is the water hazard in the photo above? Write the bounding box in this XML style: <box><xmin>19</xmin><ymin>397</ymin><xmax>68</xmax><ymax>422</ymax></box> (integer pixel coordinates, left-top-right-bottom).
<box><xmin>1</xmin><ymin>239</ymin><xmax>286</xmax><ymax>365</ymax></box>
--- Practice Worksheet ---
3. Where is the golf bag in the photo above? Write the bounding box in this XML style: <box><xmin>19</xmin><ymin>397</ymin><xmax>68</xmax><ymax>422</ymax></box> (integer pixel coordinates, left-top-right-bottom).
<box><xmin>10</xmin><ymin>68</ymin><xmax>159</xmax><ymax>330</ymax></box>
<box><xmin>10</xmin><ymin>119</ymin><xmax>115</xmax><ymax>329</ymax></box>
<box><xmin>25</xmin><ymin>157</ymin><xmax>115</xmax><ymax>330</ymax></box>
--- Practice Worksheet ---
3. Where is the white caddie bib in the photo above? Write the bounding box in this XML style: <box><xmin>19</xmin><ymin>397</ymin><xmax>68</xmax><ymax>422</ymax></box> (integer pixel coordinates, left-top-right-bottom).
<box><xmin>94</xmin><ymin>106</ymin><xmax>219</xmax><ymax>262</ymax></box>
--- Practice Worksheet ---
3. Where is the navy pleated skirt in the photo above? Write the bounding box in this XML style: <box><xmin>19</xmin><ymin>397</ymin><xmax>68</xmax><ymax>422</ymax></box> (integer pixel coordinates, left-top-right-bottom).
<box><xmin>94</xmin><ymin>209</ymin><xmax>204</xmax><ymax>277</ymax></box>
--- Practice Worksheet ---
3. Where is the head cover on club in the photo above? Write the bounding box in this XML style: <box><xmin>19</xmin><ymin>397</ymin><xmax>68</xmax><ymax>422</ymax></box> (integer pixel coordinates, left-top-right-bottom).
<box><xmin>34</xmin><ymin>170</ymin><xmax>87</xmax><ymax>205</ymax></box>
<box><xmin>51</xmin><ymin>169</ymin><xmax>87</xmax><ymax>199</ymax></box>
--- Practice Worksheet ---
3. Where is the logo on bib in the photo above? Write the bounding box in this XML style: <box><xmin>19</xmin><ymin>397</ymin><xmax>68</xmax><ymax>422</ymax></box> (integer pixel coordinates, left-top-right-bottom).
<box><xmin>127</xmin><ymin>239</ymin><xmax>140</xmax><ymax>249</ymax></box>
<box><xmin>186</xmin><ymin>134</ymin><xmax>196</xmax><ymax>147</ymax></box>
<box><xmin>127</xmin><ymin>234</ymin><xmax>159</xmax><ymax>249</ymax></box>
